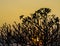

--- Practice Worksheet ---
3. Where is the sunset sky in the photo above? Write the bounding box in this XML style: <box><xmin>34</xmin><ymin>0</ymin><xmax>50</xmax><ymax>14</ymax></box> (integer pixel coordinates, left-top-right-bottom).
<box><xmin>0</xmin><ymin>0</ymin><xmax>60</xmax><ymax>26</ymax></box>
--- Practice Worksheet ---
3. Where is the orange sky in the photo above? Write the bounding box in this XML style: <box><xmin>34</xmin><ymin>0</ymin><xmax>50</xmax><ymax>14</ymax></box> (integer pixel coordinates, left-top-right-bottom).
<box><xmin>0</xmin><ymin>0</ymin><xmax>60</xmax><ymax>26</ymax></box>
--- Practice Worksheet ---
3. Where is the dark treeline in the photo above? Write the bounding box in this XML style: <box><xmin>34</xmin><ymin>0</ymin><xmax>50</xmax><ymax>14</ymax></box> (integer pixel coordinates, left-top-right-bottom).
<box><xmin>0</xmin><ymin>8</ymin><xmax>60</xmax><ymax>46</ymax></box>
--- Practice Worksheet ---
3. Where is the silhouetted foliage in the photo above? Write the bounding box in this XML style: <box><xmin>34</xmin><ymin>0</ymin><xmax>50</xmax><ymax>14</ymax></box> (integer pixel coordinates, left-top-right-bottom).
<box><xmin>0</xmin><ymin>8</ymin><xmax>60</xmax><ymax>46</ymax></box>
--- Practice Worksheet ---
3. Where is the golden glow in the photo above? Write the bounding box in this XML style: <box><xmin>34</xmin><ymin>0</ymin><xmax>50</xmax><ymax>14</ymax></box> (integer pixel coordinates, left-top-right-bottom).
<box><xmin>37</xmin><ymin>37</ymin><xmax>39</xmax><ymax>42</ymax></box>
<box><xmin>0</xmin><ymin>0</ymin><xmax>60</xmax><ymax>26</ymax></box>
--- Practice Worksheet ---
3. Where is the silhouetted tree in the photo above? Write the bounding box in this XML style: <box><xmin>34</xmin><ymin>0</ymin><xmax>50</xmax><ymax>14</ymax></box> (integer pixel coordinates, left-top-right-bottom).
<box><xmin>19</xmin><ymin>8</ymin><xmax>60</xmax><ymax>46</ymax></box>
<box><xmin>0</xmin><ymin>8</ymin><xmax>60</xmax><ymax>46</ymax></box>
